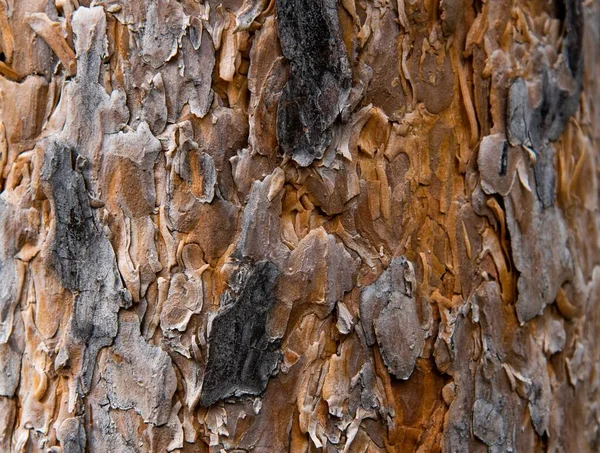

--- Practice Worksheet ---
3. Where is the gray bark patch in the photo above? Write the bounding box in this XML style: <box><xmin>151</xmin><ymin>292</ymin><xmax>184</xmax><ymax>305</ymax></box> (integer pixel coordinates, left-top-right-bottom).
<box><xmin>472</xmin><ymin>398</ymin><xmax>507</xmax><ymax>446</ymax></box>
<box><xmin>57</xmin><ymin>417</ymin><xmax>86</xmax><ymax>453</ymax></box>
<box><xmin>360</xmin><ymin>257</ymin><xmax>425</xmax><ymax>380</ymax></box>
<box><xmin>41</xmin><ymin>142</ymin><xmax>131</xmax><ymax>394</ymax></box>
<box><xmin>505</xmin><ymin>1</ymin><xmax>583</xmax><ymax>207</ymax></box>
<box><xmin>102</xmin><ymin>312</ymin><xmax>177</xmax><ymax>426</ymax></box>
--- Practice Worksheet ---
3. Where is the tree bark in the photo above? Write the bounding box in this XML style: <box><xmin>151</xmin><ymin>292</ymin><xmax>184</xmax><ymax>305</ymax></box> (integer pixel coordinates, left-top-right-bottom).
<box><xmin>0</xmin><ymin>0</ymin><xmax>599</xmax><ymax>451</ymax></box>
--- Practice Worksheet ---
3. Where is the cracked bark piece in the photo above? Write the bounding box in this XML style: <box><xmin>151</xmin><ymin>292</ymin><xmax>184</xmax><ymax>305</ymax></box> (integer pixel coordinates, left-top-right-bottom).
<box><xmin>509</xmin><ymin>334</ymin><xmax>553</xmax><ymax>437</ymax></box>
<box><xmin>232</xmin><ymin>175</ymin><xmax>290</xmax><ymax>266</ymax></box>
<box><xmin>102</xmin><ymin>312</ymin><xmax>177</xmax><ymax>426</ymax></box>
<box><xmin>30</xmin><ymin>254</ymin><xmax>70</xmax><ymax>340</ymax></box>
<box><xmin>3</xmin><ymin>0</ymin><xmax>57</xmax><ymax>77</ymax></box>
<box><xmin>194</xmin><ymin>107</ymin><xmax>248</xmax><ymax>202</ymax></box>
<box><xmin>41</xmin><ymin>142</ymin><xmax>131</xmax><ymax>394</ymax></box>
<box><xmin>200</xmin><ymin>260</ymin><xmax>281</xmax><ymax>407</ymax></box>
<box><xmin>441</xmin><ymin>312</ymin><xmax>479</xmax><ymax>451</ymax></box>
<box><xmin>470</xmin><ymin>284</ymin><xmax>525</xmax><ymax>450</ymax></box>
<box><xmin>171</xmin><ymin>146</ymin><xmax>217</xmax><ymax>204</ymax></box>
<box><xmin>151</xmin><ymin>31</ymin><xmax>216</xmax><ymax>122</ymax></box>
<box><xmin>25</xmin><ymin>13</ymin><xmax>76</xmax><ymax>76</ymax></box>
<box><xmin>506</xmin><ymin>1</ymin><xmax>583</xmax><ymax>184</ymax></box>
<box><xmin>248</xmin><ymin>16</ymin><xmax>287</xmax><ymax>157</ymax></box>
<box><xmin>305</xmin><ymin>159</ymin><xmax>361</xmax><ymax>216</ymax></box>
<box><xmin>186</xmin><ymin>198</ymin><xmax>240</xmax><ymax>264</ymax></box>
<box><xmin>478</xmin><ymin>133</ymin><xmax>522</xmax><ymax>197</ymax></box>
<box><xmin>408</xmin><ymin>35</ymin><xmax>455</xmax><ymax>115</ymax></box>
<box><xmin>101</xmin><ymin>121</ymin><xmax>161</xmax><ymax>218</ymax></box>
<box><xmin>275</xmin><ymin>0</ymin><xmax>352</xmax><ymax>166</ymax></box>
<box><xmin>0</xmin><ymin>75</ymin><xmax>49</xmax><ymax>150</ymax></box>
<box><xmin>506</xmin><ymin>75</ymin><xmax>569</xmax><ymax>207</ymax></box>
<box><xmin>505</xmin><ymin>0</ymin><xmax>584</xmax><ymax>209</ymax></box>
<box><xmin>234</xmin><ymin>0</ymin><xmax>268</xmax><ymax>31</ymax></box>
<box><xmin>57</xmin><ymin>417</ymin><xmax>86</xmax><ymax>453</ymax></box>
<box><xmin>506</xmin><ymin>78</ymin><xmax>532</xmax><ymax>147</ymax></box>
<box><xmin>360</xmin><ymin>7</ymin><xmax>405</xmax><ymax>118</ymax></box>
<box><xmin>472</xmin><ymin>398</ymin><xmax>507</xmax><ymax>446</ymax></box>
<box><xmin>505</xmin><ymin>163</ymin><xmax>573</xmax><ymax>323</ymax></box>
<box><xmin>533</xmin><ymin>68</ymin><xmax>580</xmax><ymax>145</ymax></box>
<box><xmin>167</xmin><ymin>121</ymin><xmax>232</xmax><ymax>237</ymax></box>
<box><xmin>87</xmin><ymin>404</ymin><xmax>148</xmax><ymax>452</ymax></box>
<box><xmin>277</xmin><ymin>227</ymin><xmax>358</xmax><ymax>321</ymax></box>
<box><xmin>0</xmin><ymin>312</ymin><xmax>24</xmax><ymax>398</ymax></box>
<box><xmin>440</xmin><ymin>0</ymin><xmax>464</xmax><ymax>36</ymax></box>
<box><xmin>532</xmin><ymin>142</ymin><xmax>557</xmax><ymax>208</ymax></box>
<box><xmin>1</xmin><ymin>0</ymin><xmax>600</xmax><ymax>451</ymax></box>
<box><xmin>0</xmin><ymin>397</ymin><xmax>16</xmax><ymax>452</ymax></box>
<box><xmin>360</xmin><ymin>257</ymin><xmax>425</xmax><ymax>380</ymax></box>
<box><xmin>141</xmin><ymin>73</ymin><xmax>168</xmax><ymax>136</ymax></box>
<box><xmin>140</xmin><ymin>0</ymin><xmax>186</xmax><ymax>69</ymax></box>
<box><xmin>160</xmin><ymin>273</ymin><xmax>203</xmax><ymax>335</ymax></box>
<box><xmin>0</xmin><ymin>197</ymin><xmax>27</xmax><ymax>346</ymax></box>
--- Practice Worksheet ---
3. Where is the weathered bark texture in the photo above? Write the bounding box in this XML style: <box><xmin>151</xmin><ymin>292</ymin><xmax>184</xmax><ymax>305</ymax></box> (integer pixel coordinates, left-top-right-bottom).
<box><xmin>0</xmin><ymin>0</ymin><xmax>599</xmax><ymax>451</ymax></box>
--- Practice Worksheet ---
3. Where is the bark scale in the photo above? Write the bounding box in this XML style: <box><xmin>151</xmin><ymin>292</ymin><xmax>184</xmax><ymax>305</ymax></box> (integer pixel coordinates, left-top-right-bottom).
<box><xmin>0</xmin><ymin>0</ymin><xmax>599</xmax><ymax>452</ymax></box>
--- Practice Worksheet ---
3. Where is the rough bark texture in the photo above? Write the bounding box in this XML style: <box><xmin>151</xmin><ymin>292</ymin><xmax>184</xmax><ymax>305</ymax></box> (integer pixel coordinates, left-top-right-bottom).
<box><xmin>0</xmin><ymin>0</ymin><xmax>599</xmax><ymax>452</ymax></box>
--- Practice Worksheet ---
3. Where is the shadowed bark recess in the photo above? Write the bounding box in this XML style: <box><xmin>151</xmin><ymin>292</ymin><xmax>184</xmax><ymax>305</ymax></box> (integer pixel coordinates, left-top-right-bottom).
<box><xmin>0</xmin><ymin>0</ymin><xmax>599</xmax><ymax>452</ymax></box>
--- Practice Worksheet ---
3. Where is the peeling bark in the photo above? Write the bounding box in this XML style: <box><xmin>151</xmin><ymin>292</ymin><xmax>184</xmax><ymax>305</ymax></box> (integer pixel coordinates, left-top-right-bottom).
<box><xmin>0</xmin><ymin>0</ymin><xmax>599</xmax><ymax>452</ymax></box>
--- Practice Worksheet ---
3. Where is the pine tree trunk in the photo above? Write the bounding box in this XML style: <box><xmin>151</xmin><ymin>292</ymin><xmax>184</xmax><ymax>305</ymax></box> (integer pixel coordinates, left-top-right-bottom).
<box><xmin>0</xmin><ymin>0</ymin><xmax>599</xmax><ymax>451</ymax></box>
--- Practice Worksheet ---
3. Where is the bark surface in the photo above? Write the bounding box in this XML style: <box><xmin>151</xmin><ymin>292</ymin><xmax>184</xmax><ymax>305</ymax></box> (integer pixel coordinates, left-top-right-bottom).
<box><xmin>0</xmin><ymin>0</ymin><xmax>599</xmax><ymax>451</ymax></box>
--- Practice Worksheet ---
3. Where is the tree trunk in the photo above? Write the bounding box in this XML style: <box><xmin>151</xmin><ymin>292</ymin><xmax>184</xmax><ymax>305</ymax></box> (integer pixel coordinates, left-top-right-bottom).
<box><xmin>0</xmin><ymin>0</ymin><xmax>599</xmax><ymax>451</ymax></box>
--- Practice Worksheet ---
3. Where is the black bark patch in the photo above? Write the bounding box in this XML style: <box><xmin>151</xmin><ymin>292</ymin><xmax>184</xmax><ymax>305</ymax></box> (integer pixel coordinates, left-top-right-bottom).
<box><xmin>200</xmin><ymin>260</ymin><xmax>281</xmax><ymax>407</ymax></box>
<box><xmin>499</xmin><ymin>141</ymin><xmax>508</xmax><ymax>176</ymax></box>
<box><xmin>536</xmin><ymin>69</ymin><xmax>580</xmax><ymax>143</ymax></box>
<box><xmin>533</xmin><ymin>144</ymin><xmax>558</xmax><ymax>208</ymax></box>
<box><xmin>275</xmin><ymin>0</ymin><xmax>352</xmax><ymax>166</ymax></box>
<box><xmin>42</xmin><ymin>144</ymin><xmax>98</xmax><ymax>292</ymax></box>
<box><xmin>552</xmin><ymin>0</ymin><xmax>583</xmax><ymax>77</ymax></box>
<box><xmin>563</xmin><ymin>0</ymin><xmax>583</xmax><ymax>78</ymax></box>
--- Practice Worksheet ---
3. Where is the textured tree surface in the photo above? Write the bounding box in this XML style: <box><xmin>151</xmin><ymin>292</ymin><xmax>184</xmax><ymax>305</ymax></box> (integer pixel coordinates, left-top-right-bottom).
<box><xmin>0</xmin><ymin>0</ymin><xmax>599</xmax><ymax>451</ymax></box>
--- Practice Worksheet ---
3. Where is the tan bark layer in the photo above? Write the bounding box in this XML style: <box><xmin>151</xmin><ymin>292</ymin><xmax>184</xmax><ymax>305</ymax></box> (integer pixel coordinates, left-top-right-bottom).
<box><xmin>0</xmin><ymin>0</ymin><xmax>599</xmax><ymax>451</ymax></box>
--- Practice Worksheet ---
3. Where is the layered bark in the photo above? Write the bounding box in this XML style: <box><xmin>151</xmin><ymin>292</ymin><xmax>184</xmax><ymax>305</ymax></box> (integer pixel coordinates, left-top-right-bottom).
<box><xmin>0</xmin><ymin>0</ymin><xmax>599</xmax><ymax>452</ymax></box>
